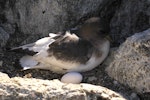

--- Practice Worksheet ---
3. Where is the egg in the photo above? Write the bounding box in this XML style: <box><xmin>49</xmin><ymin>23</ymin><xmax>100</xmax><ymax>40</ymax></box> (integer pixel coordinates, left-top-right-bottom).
<box><xmin>61</xmin><ymin>72</ymin><xmax>83</xmax><ymax>84</ymax></box>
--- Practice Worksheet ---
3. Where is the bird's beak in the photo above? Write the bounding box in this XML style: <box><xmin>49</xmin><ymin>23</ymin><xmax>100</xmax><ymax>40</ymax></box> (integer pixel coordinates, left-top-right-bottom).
<box><xmin>69</xmin><ymin>27</ymin><xmax>81</xmax><ymax>37</ymax></box>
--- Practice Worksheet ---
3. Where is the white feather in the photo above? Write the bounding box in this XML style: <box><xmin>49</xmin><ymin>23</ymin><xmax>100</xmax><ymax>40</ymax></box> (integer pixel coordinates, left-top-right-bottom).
<box><xmin>11</xmin><ymin>33</ymin><xmax>61</xmax><ymax>52</ymax></box>
<box><xmin>12</xmin><ymin>36</ymin><xmax>56</xmax><ymax>52</ymax></box>
<box><xmin>49</xmin><ymin>33</ymin><xmax>61</xmax><ymax>37</ymax></box>
<box><xmin>20</xmin><ymin>55</ymin><xmax>38</xmax><ymax>70</ymax></box>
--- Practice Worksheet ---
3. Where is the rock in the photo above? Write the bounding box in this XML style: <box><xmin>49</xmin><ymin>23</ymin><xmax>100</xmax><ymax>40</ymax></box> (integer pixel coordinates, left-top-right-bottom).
<box><xmin>1</xmin><ymin>23</ymin><xmax>16</xmax><ymax>34</ymax></box>
<box><xmin>130</xmin><ymin>93</ymin><xmax>140</xmax><ymax>100</ymax></box>
<box><xmin>106</xmin><ymin>28</ymin><xmax>150</xmax><ymax>93</ymax></box>
<box><xmin>0</xmin><ymin>0</ymin><xmax>149</xmax><ymax>47</ymax></box>
<box><xmin>0</xmin><ymin>61</ymin><xmax>3</xmax><ymax>66</ymax></box>
<box><xmin>2</xmin><ymin>0</ymin><xmax>117</xmax><ymax>47</ymax></box>
<box><xmin>113</xmin><ymin>81</ymin><xmax>119</xmax><ymax>86</ymax></box>
<box><xmin>0</xmin><ymin>27</ymin><xmax>9</xmax><ymax>47</ymax></box>
<box><xmin>87</xmin><ymin>76</ymin><xmax>97</xmax><ymax>82</ymax></box>
<box><xmin>110</xmin><ymin>0</ymin><xmax>150</xmax><ymax>46</ymax></box>
<box><xmin>0</xmin><ymin>72</ymin><xmax>10</xmax><ymax>82</ymax></box>
<box><xmin>3</xmin><ymin>0</ymin><xmax>107</xmax><ymax>35</ymax></box>
<box><xmin>0</xmin><ymin>72</ymin><xmax>126</xmax><ymax>100</ymax></box>
<box><xmin>0</xmin><ymin>0</ymin><xmax>149</xmax><ymax>98</ymax></box>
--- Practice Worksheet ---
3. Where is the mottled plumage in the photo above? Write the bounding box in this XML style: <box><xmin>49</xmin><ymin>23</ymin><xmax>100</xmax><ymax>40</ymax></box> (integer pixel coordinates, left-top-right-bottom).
<box><xmin>12</xmin><ymin>17</ymin><xmax>110</xmax><ymax>73</ymax></box>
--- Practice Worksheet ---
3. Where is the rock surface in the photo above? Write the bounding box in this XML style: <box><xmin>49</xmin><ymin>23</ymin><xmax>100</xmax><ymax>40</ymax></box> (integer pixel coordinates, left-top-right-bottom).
<box><xmin>0</xmin><ymin>27</ymin><xmax>9</xmax><ymax>48</ymax></box>
<box><xmin>0</xmin><ymin>0</ymin><xmax>149</xmax><ymax>47</ymax></box>
<box><xmin>0</xmin><ymin>72</ymin><xmax>126</xmax><ymax>100</ymax></box>
<box><xmin>2</xmin><ymin>0</ymin><xmax>106</xmax><ymax>35</ymax></box>
<box><xmin>106</xmin><ymin>28</ymin><xmax>150</xmax><ymax>93</ymax></box>
<box><xmin>1</xmin><ymin>0</ymin><xmax>116</xmax><ymax>47</ymax></box>
<box><xmin>0</xmin><ymin>0</ymin><xmax>150</xmax><ymax>99</ymax></box>
<box><xmin>110</xmin><ymin>0</ymin><xmax>150</xmax><ymax>46</ymax></box>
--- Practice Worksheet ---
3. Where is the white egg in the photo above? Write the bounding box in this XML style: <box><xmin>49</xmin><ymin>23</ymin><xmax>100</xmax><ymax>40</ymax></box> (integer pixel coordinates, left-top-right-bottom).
<box><xmin>61</xmin><ymin>72</ymin><xmax>83</xmax><ymax>84</ymax></box>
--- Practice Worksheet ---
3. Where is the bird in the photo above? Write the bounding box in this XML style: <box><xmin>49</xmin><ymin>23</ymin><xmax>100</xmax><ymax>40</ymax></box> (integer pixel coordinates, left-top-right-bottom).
<box><xmin>11</xmin><ymin>17</ymin><xmax>110</xmax><ymax>73</ymax></box>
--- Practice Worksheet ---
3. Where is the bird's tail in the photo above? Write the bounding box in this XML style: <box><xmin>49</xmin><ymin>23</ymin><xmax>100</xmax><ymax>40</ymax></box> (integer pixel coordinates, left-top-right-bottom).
<box><xmin>19</xmin><ymin>55</ymin><xmax>39</xmax><ymax>70</ymax></box>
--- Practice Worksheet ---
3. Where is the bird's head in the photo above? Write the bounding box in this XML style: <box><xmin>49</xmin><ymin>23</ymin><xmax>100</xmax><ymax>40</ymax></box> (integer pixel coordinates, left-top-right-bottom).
<box><xmin>79</xmin><ymin>17</ymin><xmax>110</xmax><ymax>42</ymax></box>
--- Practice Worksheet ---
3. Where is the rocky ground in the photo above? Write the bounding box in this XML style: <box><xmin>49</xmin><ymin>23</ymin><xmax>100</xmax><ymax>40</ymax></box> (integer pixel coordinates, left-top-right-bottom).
<box><xmin>0</xmin><ymin>47</ymin><xmax>148</xmax><ymax>100</ymax></box>
<box><xmin>0</xmin><ymin>0</ymin><xmax>150</xmax><ymax>99</ymax></box>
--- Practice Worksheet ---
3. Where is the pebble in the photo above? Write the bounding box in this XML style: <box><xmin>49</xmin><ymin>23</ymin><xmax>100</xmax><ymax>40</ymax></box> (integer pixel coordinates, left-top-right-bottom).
<box><xmin>113</xmin><ymin>80</ymin><xmax>119</xmax><ymax>85</ymax></box>
<box><xmin>130</xmin><ymin>93</ymin><xmax>140</xmax><ymax>100</ymax></box>
<box><xmin>0</xmin><ymin>61</ymin><xmax>3</xmax><ymax>66</ymax></box>
<box><xmin>23</xmin><ymin>73</ymin><xmax>32</xmax><ymax>78</ymax></box>
<box><xmin>88</xmin><ymin>76</ymin><xmax>97</xmax><ymax>82</ymax></box>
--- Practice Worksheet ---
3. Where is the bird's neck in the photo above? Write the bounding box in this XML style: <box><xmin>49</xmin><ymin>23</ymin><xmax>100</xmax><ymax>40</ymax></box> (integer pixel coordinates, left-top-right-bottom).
<box><xmin>90</xmin><ymin>38</ymin><xmax>108</xmax><ymax>48</ymax></box>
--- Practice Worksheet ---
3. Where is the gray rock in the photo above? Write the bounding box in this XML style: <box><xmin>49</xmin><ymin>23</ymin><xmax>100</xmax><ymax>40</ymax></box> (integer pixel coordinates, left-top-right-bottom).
<box><xmin>129</xmin><ymin>93</ymin><xmax>140</xmax><ymax>100</ymax></box>
<box><xmin>0</xmin><ymin>61</ymin><xmax>3</xmax><ymax>66</ymax></box>
<box><xmin>2</xmin><ymin>0</ymin><xmax>115</xmax><ymax>47</ymax></box>
<box><xmin>110</xmin><ymin>0</ymin><xmax>150</xmax><ymax>46</ymax></box>
<box><xmin>106</xmin><ymin>28</ymin><xmax>150</xmax><ymax>93</ymax></box>
<box><xmin>0</xmin><ymin>72</ymin><xmax>126</xmax><ymax>100</ymax></box>
<box><xmin>1</xmin><ymin>23</ymin><xmax>16</xmax><ymax>34</ymax></box>
<box><xmin>3</xmin><ymin>0</ymin><xmax>105</xmax><ymax>35</ymax></box>
<box><xmin>1</xmin><ymin>0</ymin><xmax>149</xmax><ymax>47</ymax></box>
<box><xmin>0</xmin><ymin>27</ymin><xmax>9</xmax><ymax>47</ymax></box>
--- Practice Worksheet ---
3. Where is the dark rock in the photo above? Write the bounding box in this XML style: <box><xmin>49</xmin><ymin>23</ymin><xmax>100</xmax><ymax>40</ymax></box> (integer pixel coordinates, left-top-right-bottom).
<box><xmin>0</xmin><ymin>0</ymin><xmax>150</xmax><ymax>99</ymax></box>
<box><xmin>0</xmin><ymin>0</ymin><xmax>149</xmax><ymax>47</ymax></box>
<box><xmin>3</xmin><ymin>0</ymin><xmax>108</xmax><ymax>35</ymax></box>
<box><xmin>0</xmin><ymin>27</ymin><xmax>9</xmax><ymax>48</ymax></box>
<box><xmin>2</xmin><ymin>0</ymin><xmax>118</xmax><ymax>47</ymax></box>
<box><xmin>110</xmin><ymin>0</ymin><xmax>150</xmax><ymax>46</ymax></box>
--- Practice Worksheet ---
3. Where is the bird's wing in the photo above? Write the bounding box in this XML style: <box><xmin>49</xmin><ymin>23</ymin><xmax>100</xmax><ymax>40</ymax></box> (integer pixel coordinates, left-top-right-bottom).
<box><xmin>18</xmin><ymin>32</ymin><xmax>93</xmax><ymax>72</ymax></box>
<box><xmin>11</xmin><ymin>33</ymin><xmax>61</xmax><ymax>53</ymax></box>
<box><xmin>45</xmin><ymin>32</ymin><xmax>93</xmax><ymax>64</ymax></box>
